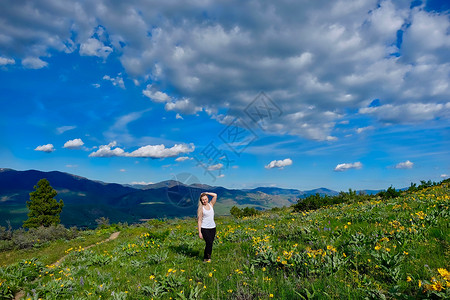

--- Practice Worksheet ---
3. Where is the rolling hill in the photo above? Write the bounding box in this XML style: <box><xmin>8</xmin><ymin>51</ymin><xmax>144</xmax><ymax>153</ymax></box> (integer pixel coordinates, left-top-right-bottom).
<box><xmin>0</xmin><ymin>168</ymin><xmax>338</xmax><ymax>228</ymax></box>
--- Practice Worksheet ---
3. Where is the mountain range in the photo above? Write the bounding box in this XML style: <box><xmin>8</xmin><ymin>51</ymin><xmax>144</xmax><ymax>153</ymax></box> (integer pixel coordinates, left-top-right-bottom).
<box><xmin>0</xmin><ymin>168</ymin><xmax>339</xmax><ymax>228</ymax></box>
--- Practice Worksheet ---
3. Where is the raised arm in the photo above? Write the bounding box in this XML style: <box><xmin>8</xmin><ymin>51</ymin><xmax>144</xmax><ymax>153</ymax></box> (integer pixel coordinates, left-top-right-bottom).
<box><xmin>206</xmin><ymin>192</ymin><xmax>217</xmax><ymax>206</ymax></box>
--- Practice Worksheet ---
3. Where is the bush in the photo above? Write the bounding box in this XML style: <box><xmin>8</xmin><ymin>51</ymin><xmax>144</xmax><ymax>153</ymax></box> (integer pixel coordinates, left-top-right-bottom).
<box><xmin>293</xmin><ymin>193</ymin><xmax>324</xmax><ymax>211</ymax></box>
<box><xmin>293</xmin><ymin>190</ymin><xmax>372</xmax><ymax>212</ymax></box>
<box><xmin>230</xmin><ymin>206</ymin><xmax>242</xmax><ymax>218</ymax></box>
<box><xmin>0</xmin><ymin>221</ymin><xmax>12</xmax><ymax>240</ymax></box>
<box><xmin>0</xmin><ymin>224</ymin><xmax>80</xmax><ymax>251</ymax></box>
<box><xmin>0</xmin><ymin>240</ymin><xmax>14</xmax><ymax>252</ymax></box>
<box><xmin>377</xmin><ymin>186</ymin><xmax>401</xmax><ymax>199</ymax></box>
<box><xmin>96</xmin><ymin>217</ymin><xmax>110</xmax><ymax>229</ymax></box>
<box><xmin>230</xmin><ymin>206</ymin><xmax>261</xmax><ymax>218</ymax></box>
<box><xmin>407</xmin><ymin>180</ymin><xmax>440</xmax><ymax>192</ymax></box>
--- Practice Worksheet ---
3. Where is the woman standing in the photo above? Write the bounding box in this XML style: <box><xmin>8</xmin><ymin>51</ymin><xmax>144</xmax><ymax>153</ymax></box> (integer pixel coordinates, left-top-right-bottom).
<box><xmin>197</xmin><ymin>192</ymin><xmax>217</xmax><ymax>262</ymax></box>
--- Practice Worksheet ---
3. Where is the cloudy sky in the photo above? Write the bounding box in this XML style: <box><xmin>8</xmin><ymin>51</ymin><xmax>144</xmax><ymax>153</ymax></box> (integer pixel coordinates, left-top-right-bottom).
<box><xmin>0</xmin><ymin>0</ymin><xmax>449</xmax><ymax>191</ymax></box>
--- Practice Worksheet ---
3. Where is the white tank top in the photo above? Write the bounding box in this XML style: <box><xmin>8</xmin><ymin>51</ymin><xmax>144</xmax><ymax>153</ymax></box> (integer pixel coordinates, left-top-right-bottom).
<box><xmin>201</xmin><ymin>203</ymin><xmax>216</xmax><ymax>229</ymax></box>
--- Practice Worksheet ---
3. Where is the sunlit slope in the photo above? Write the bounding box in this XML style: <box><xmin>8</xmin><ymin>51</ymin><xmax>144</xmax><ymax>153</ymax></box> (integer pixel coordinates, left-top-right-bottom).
<box><xmin>1</xmin><ymin>182</ymin><xmax>449</xmax><ymax>299</ymax></box>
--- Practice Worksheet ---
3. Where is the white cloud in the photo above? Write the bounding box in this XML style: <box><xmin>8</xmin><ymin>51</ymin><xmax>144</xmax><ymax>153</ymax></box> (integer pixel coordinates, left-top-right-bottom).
<box><xmin>89</xmin><ymin>141</ymin><xmax>195</xmax><ymax>158</ymax></box>
<box><xmin>334</xmin><ymin>162</ymin><xmax>362</xmax><ymax>172</ymax></box>
<box><xmin>35</xmin><ymin>144</ymin><xmax>55</xmax><ymax>153</ymax></box>
<box><xmin>359</xmin><ymin>103</ymin><xmax>450</xmax><ymax>124</ymax></box>
<box><xmin>402</xmin><ymin>9</ymin><xmax>450</xmax><ymax>63</ymax></box>
<box><xmin>56</xmin><ymin>125</ymin><xmax>76</xmax><ymax>134</ymax></box>
<box><xmin>441</xmin><ymin>174</ymin><xmax>449</xmax><ymax>178</ymax></box>
<box><xmin>175</xmin><ymin>113</ymin><xmax>183</xmax><ymax>120</ymax></box>
<box><xmin>1</xmin><ymin>1</ymin><xmax>450</xmax><ymax>139</ymax></box>
<box><xmin>89</xmin><ymin>141</ymin><xmax>125</xmax><ymax>157</ymax></box>
<box><xmin>207</xmin><ymin>163</ymin><xmax>223</xmax><ymax>171</ymax></box>
<box><xmin>131</xmin><ymin>181</ymin><xmax>154</xmax><ymax>185</ymax></box>
<box><xmin>103</xmin><ymin>73</ymin><xmax>125</xmax><ymax>89</ymax></box>
<box><xmin>22</xmin><ymin>57</ymin><xmax>48</xmax><ymax>69</ymax></box>
<box><xmin>164</xmin><ymin>98</ymin><xmax>202</xmax><ymax>115</ymax></box>
<box><xmin>80</xmin><ymin>38</ymin><xmax>112</xmax><ymax>59</ymax></box>
<box><xmin>64</xmin><ymin>138</ymin><xmax>84</xmax><ymax>149</ymax></box>
<box><xmin>0</xmin><ymin>57</ymin><xmax>15</xmax><ymax>66</ymax></box>
<box><xmin>92</xmin><ymin>83</ymin><xmax>101</xmax><ymax>88</ymax></box>
<box><xmin>265</xmin><ymin>158</ymin><xmax>293</xmax><ymax>169</ymax></box>
<box><xmin>127</xmin><ymin>143</ymin><xmax>195</xmax><ymax>158</ymax></box>
<box><xmin>394</xmin><ymin>160</ymin><xmax>414</xmax><ymax>169</ymax></box>
<box><xmin>356</xmin><ymin>126</ymin><xmax>375</xmax><ymax>134</ymax></box>
<box><xmin>175</xmin><ymin>156</ymin><xmax>191</xmax><ymax>162</ymax></box>
<box><xmin>326</xmin><ymin>136</ymin><xmax>338</xmax><ymax>142</ymax></box>
<box><xmin>120</xmin><ymin>169</ymin><xmax>126</xmax><ymax>172</ymax></box>
<box><xmin>142</xmin><ymin>84</ymin><xmax>172</xmax><ymax>102</ymax></box>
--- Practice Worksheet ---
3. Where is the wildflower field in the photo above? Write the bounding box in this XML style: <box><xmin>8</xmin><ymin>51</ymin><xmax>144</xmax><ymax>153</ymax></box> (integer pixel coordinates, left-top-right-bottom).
<box><xmin>0</xmin><ymin>181</ymin><xmax>449</xmax><ymax>299</ymax></box>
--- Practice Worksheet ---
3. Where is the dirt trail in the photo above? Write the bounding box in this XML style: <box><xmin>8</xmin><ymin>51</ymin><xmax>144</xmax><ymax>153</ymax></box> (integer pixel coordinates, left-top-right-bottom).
<box><xmin>51</xmin><ymin>231</ymin><xmax>120</xmax><ymax>267</ymax></box>
<box><xmin>14</xmin><ymin>231</ymin><xmax>120</xmax><ymax>300</ymax></box>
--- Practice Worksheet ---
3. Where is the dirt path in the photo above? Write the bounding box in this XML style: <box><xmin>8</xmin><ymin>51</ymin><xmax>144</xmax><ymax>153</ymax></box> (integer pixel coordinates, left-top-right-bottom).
<box><xmin>51</xmin><ymin>231</ymin><xmax>120</xmax><ymax>267</ymax></box>
<box><xmin>14</xmin><ymin>231</ymin><xmax>120</xmax><ymax>300</ymax></box>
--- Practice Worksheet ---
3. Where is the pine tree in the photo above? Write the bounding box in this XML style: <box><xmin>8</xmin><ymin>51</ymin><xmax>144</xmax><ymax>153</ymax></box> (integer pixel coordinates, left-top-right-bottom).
<box><xmin>23</xmin><ymin>178</ymin><xmax>64</xmax><ymax>228</ymax></box>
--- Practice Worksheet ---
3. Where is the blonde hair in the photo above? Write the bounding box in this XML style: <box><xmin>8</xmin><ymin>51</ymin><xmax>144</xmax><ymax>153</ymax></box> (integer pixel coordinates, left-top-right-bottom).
<box><xmin>197</xmin><ymin>193</ymin><xmax>208</xmax><ymax>218</ymax></box>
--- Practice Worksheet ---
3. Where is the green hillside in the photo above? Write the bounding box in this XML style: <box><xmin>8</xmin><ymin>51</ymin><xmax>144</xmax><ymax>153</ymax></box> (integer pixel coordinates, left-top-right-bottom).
<box><xmin>1</xmin><ymin>182</ymin><xmax>449</xmax><ymax>299</ymax></box>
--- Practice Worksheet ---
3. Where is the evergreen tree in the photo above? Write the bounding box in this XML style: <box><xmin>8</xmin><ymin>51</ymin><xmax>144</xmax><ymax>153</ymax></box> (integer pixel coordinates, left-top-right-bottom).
<box><xmin>23</xmin><ymin>178</ymin><xmax>64</xmax><ymax>228</ymax></box>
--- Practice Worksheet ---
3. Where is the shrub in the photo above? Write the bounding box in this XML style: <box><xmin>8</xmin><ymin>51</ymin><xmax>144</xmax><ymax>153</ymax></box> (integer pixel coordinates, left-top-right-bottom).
<box><xmin>1</xmin><ymin>224</ymin><xmax>80</xmax><ymax>250</ymax></box>
<box><xmin>293</xmin><ymin>190</ymin><xmax>372</xmax><ymax>212</ymax></box>
<box><xmin>230</xmin><ymin>206</ymin><xmax>261</xmax><ymax>218</ymax></box>
<box><xmin>230</xmin><ymin>206</ymin><xmax>242</xmax><ymax>218</ymax></box>
<box><xmin>96</xmin><ymin>217</ymin><xmax>110</xmax><ymax>229</ymax></box>
<box><xmin>0</xmin><ymin>221</ymin><xmax>12</xmax><ymax>240</ymax></box>
<box><xmin>376</xmin><ymin>186</ymin><xmax>401</xmax><ymax>199</ymax></box>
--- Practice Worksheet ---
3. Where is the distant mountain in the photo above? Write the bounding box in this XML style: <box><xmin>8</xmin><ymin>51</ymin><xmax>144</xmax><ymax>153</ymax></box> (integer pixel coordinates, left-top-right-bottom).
<box><xmin>0</xmin><ymin>168</ymin><xmax>338</xmax><ymax>228</ymax></box>
<box><xmin>244</xmin><ymin>186</ymin><xmax>304</xmax><ymax>196</ymax></box>
<box><xmin>359</xmin><ymin>189</ymin><xmax>383</xmax><ymax>195</ymax></box>
<box><xmin>0</xmin><ymin>168</ymin><xmax>136</xmax><ymax>205</ymax></box>
<box><xmin>302</xmin><ymin>188</ymin><xmax>339</xmax><ymax>197</ymax></box>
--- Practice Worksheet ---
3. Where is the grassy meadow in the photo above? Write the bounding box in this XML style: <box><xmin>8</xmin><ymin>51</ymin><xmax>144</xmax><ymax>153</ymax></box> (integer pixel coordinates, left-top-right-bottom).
<box><xmin>0</xmin><ymin>182</ymin><xmax>449</xmax><ymax>299</ymax></box>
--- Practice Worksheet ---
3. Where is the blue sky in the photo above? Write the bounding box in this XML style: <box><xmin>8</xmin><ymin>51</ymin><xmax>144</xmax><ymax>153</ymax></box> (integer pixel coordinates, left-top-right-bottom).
<box><xmin>0</xmin><ymin>0</ymin><xmax>449</xmax><ymax>191</ymax></box>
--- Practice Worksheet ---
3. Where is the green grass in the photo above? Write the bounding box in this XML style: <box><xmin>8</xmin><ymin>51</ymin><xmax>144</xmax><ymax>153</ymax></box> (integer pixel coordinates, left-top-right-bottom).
<box><xmin>0</xmin><ymin>230</ymin><xmax>112</xmax><ymax>267</ymax></box>
<box><xmin>1</xmin><ymin>183</ymin><xmax>449</xmax><ymax>299</ymax></box>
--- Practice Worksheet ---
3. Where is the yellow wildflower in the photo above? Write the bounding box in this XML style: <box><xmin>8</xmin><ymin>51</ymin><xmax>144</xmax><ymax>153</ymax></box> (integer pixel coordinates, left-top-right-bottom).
<box><xmin>438</xmin><ymin>268</ymin><xmax>450</xmax><ymax>280</ymax></box>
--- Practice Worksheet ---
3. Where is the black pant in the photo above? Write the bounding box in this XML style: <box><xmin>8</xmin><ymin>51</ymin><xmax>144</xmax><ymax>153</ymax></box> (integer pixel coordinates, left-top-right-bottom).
<box><xmin>201</xmin><ymin>227</ymin><xmax>216</xmax><ymax>260</ymax></box>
